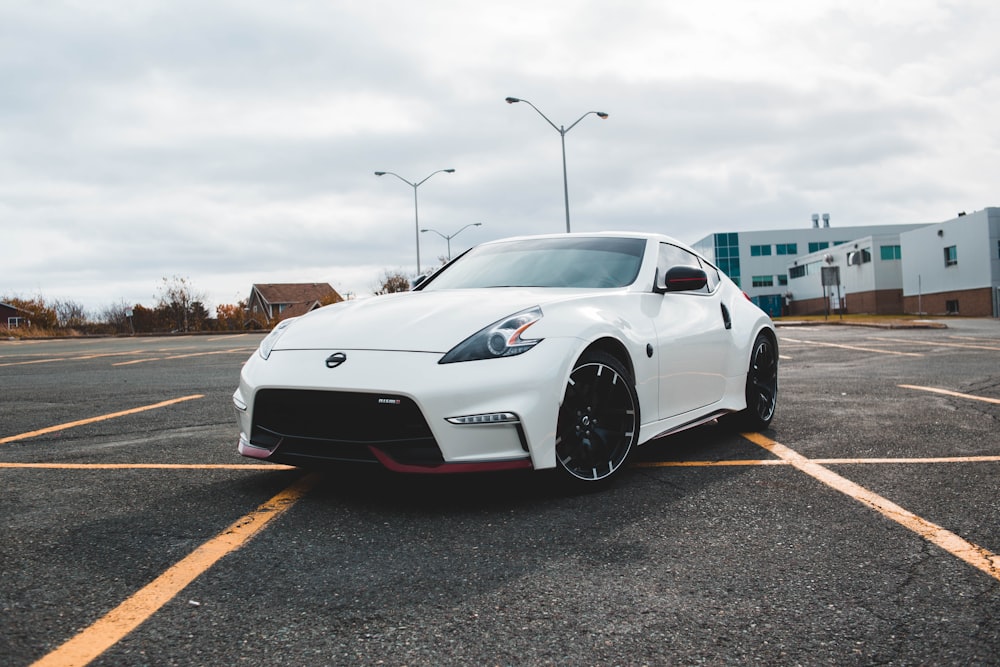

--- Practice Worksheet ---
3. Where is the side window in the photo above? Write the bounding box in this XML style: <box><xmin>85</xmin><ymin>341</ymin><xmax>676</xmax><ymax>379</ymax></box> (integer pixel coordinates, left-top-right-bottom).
<box><xmin>658</xmin><ymin>243</ymin><xmax>714</xmax><ymax>293</ymax></box>
<box><xmin>698</xmin><ymin>258</ymin><xmax>721</xmax><ymax>291</ymax></box>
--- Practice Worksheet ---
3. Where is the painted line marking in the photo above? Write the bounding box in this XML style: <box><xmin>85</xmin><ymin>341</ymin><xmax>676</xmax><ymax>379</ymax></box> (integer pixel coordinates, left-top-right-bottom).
<box><xmin>780</xmin><ymin>337</ymin><xmax>923</xmax><ymax>357</ymax></box>
<box><xmin>6</xmin><ymin>457</ymin><xmax>996</xmax><ymax>471</ymax></box>
<box><xmin>948</xmin><ymin>335</ymin><xmax>1000</xmax><ymax>343</ymax></box>
<box><xmin>0</xmin><ymin>351</ymin><xmax>147</xmax><ymax>367</ymax></box>
<box><xmin>111</xmin><ymin>348</ymin><xmax>252</xmax><ymax>366</ymax></box>
<box><xmin>1</xmin><ymin>346</ymin><xmax>254</xmax><ymax>368</ymax></box>
<box><xmin>634</xmin><ymin>455</ymin><xmax>1000</xmax><ymax>468</ymax></box>
<box><xmin>876</xmin><ymin>337</ymin><xmax>1000</xmax><ymax>352</ymax></box>
<box><xmin>0</xmin><ymin>395</ymin><xmax>204</xmax><ymax>444</ymax></box>
<box><xmin>29</xmin><ymin>473</ymin><xmax>318</xmax><ymax>667</ymax></box>
<box><xmin>899</xmin><ymin>384</ymin><xmax>1000</xmax><ymax>406</ymax></box>
<box><xmin>740</xmin><ymin>431</ymin><xmax>1000</xmax><ymax>583</ymax></box>
<box><xmin>0</xmin><ymin>463</ymin><xmax>295</xmax><ymax>470</ymax></box>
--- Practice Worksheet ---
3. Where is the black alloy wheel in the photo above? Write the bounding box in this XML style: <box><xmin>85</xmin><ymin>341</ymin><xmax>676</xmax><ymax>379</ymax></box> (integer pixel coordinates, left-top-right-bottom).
<box><xmin>555</xmin><ymin>351</ymin><xmax>639</xmax><ymax>483</ymax></box>
<box><xmin>742</xmin><ymin>332</ymin><xmax>778</xmax><ymax>430</ymax></box>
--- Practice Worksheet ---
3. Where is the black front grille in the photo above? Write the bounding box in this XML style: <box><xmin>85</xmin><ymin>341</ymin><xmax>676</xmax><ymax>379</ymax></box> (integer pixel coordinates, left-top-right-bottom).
<box><xmin>250</xmin><ymin>389</ymin><xmax>442</xmax><ymax>466</ymax></box>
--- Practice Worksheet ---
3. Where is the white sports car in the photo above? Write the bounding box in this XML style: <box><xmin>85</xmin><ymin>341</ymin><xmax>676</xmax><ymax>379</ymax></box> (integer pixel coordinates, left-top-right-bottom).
<box><xmin>233</xmin><ymin>232</ymin><xmax>777</xmax><ymax>484</ymax></box>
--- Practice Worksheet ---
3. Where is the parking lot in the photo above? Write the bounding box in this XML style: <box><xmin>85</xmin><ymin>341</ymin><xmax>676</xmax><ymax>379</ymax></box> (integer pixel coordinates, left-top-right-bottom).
<box><xmin>2</xmin><ymin>321</ymin><xmax>999</xmax><ymax>666</ymax></box>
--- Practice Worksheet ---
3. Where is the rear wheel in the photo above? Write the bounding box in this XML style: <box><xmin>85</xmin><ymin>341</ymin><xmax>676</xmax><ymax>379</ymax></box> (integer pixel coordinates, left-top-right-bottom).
<box><xmin>555</xmin><ymin>351</ymin><xmax>639</xmax><ymax>483</ymax></box>
<box><xmin>733</xmin><ymin>332</ymin><xmax>778</xmax><ymax>430</ymax></box>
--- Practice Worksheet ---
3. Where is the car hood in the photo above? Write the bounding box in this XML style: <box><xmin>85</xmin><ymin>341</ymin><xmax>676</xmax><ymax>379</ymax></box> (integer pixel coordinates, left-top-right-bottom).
<box><xmin>271</xmin><ymin>289</ymin><xmax>580</xmax><ymax>353</ymax></box>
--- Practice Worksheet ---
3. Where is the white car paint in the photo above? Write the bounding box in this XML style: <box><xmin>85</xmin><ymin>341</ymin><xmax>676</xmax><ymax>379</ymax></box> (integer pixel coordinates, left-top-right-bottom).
<box><xmin>234</xmin><ymin>232</ymin><xmax>776</xmax><ymax>483</ymax></box>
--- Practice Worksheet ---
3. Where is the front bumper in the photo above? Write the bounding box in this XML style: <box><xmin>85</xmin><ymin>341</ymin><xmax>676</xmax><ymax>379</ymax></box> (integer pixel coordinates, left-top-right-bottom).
<box><xmin>233</xmin><ymin>340</ymin><xmax>580</xmax><ymax>472</ymax></box>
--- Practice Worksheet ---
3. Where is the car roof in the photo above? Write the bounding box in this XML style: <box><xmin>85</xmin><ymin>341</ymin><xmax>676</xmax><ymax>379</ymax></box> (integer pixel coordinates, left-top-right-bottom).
<box><xmin>477</xmin><ymin>231</ymin><xmax>692</xmax><ymax>250</ymax></box>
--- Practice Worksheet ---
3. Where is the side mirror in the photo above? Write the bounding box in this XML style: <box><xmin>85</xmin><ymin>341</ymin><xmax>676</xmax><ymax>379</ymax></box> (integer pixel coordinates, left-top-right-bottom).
<box><xmin>656</xmin><ymin>265</ymin><xmax>708</xmax><ymax>293</ymax></box>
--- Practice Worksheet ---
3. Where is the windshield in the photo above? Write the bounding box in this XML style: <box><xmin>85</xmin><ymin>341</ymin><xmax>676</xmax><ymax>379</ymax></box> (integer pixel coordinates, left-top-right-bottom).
<box><xmin>421</xmin><ymin>237</ymin><xmax>647</xmax><ymax>290</ymax></box>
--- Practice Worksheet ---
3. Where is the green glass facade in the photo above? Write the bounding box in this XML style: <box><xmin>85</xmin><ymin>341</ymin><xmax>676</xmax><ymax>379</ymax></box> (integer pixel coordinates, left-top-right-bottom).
<box><xmin>713</xmin><ymin>233</ymin><xmax>740</xmax><ymax>287</ymax></box>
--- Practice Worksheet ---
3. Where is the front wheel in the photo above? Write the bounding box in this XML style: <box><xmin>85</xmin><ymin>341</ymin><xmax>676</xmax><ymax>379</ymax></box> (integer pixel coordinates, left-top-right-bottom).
<box><xmin>555</xmin><ymin>351</ymin><xmax>639</xmax><ymax>484</ymax></box>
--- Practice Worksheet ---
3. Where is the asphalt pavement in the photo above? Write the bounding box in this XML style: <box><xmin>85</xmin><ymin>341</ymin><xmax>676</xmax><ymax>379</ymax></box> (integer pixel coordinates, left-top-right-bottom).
<box><xmin>2</xmin><ymin>322</ymin><xmax>999</xmax><ymax>666</ymax></box>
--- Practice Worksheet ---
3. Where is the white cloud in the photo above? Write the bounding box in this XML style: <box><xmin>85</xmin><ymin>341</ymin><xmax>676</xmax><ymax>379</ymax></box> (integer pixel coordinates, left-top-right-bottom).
<box><xmin>2</xmin><ymin>0</ymin><xmax>999</xmax><ymax>314</ymax></box>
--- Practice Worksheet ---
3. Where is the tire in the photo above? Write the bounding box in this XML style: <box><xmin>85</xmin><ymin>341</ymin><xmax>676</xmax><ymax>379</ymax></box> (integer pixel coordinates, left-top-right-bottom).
<box><xmin>731</xmin><ymin>331</ymin><xmax>778</xmax><ymax>431</ymax></box>
<box><xmin>555</xmin><ymin>350</ymin><xmax>639</xmax><ymax>483</ymax></box>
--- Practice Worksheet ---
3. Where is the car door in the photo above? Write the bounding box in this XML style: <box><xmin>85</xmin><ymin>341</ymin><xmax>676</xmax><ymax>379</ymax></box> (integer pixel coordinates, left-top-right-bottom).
<box><xmin>652</xmin><ymin>242</ymin><xmax>730</xmax><ymax>418</ymax></box>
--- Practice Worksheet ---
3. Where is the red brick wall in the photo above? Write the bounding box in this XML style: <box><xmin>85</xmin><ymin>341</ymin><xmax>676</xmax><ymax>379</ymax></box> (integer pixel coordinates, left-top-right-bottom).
<box><xmin>903</xmin><ymin>287</ymin><xmax>996</xmax><ymax>317</ymax></box>
<box><xmin>788</xmin><ymin>289</ymin><xmax>904</xmax><ymax>316</ymax></box>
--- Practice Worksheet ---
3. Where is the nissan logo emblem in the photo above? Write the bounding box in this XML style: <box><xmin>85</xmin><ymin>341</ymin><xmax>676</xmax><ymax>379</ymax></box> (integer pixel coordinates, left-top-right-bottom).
<box><xmin>325</xmin><ymin>352</ymin><xmax>347</xmax><ymax>368</ymax></box>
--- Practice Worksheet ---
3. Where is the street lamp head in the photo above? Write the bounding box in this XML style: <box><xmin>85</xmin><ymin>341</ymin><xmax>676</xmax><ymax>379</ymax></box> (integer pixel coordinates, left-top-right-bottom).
<box><xmin>374</xmin><ymin>171</ymin><xmax>386</xmax><ymax>176</ymax></box>
<box><xmin>505</xmin><ymin>97</ymin><xmax>521</xmax><ymax>104</ymax></box>
<box><xmin>444</xmin><ymin>169</ymin><xmax>456</xmax><ymax>173</ymax></box>
<box><xmin>596</xmin><ymin>112</ymin><xmax>609</xmax><ymax>119</ymax></box>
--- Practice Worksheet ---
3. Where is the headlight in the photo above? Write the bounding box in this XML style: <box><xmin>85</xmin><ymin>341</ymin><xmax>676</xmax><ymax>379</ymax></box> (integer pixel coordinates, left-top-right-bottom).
<box><xmin>258</xmin><ymin>317</ymin><xmax>296</xmax><ymax>360</ymax></box>
<box><xmin>439</xmin><ymin>307</ymin><xmax>543</xmax><ymax>364</ymax></box>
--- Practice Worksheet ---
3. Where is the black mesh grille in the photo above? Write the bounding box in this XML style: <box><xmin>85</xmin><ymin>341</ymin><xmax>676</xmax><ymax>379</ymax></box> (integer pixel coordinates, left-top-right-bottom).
<box><xmin>250</xmin><ymin>389</ymin><xmax>442</xmax><ymax>465</ymax></box>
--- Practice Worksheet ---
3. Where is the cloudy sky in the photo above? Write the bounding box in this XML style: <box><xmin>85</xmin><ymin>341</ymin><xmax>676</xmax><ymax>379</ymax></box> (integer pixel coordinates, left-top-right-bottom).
<box><xmin>3</xmin><ymin>0</ymin><xmax>999</xmax><ymax>313</ymax></box>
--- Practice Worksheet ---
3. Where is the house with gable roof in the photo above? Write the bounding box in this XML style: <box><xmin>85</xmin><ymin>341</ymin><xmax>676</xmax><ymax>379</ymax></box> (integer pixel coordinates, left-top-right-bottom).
<box><xmin>1</xmin><ymin>301</ymin><xmax>32</xmax><ymax>329</ymax></box>
<box><xmin>247</xmin><ymin>283</ymin><xmax>343</xmax><ymax>327</ymax></box>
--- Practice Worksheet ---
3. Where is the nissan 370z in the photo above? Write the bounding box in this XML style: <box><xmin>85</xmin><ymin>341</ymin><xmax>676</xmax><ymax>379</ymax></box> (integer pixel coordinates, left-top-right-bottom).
<box><xmin>233</xmin><ymin>232</ymin><xmax>778</xmax><ymax>486</ymax></box>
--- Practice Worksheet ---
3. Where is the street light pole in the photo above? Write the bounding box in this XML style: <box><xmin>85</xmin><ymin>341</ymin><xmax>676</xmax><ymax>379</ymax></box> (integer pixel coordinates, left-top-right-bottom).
<box><xmin>374</xmin><ymin>168</ymin><xmax>456</xmax><ymax>275</ymax></box>
<box><xmin>421</xmin><ymin>222</ymin><xmax>483</xmax><ymax>261</ymax></box>
<box><xmin>505</xmin><ymin>97</ymin><xmax>608</xmax><ymax>233</ymax></box>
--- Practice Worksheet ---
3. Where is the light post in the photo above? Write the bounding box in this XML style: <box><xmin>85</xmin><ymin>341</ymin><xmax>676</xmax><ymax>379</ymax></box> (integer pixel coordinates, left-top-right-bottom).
<box><xmin>421</xmin><ymin>222</ymin><xmax>483</xmax><ymax>261</ymax></box>
<box><xmin>505</xmin><ymin>96</ymin><xmax>608</xmax><ymax>233</ymax></box>
<box><xmin>374</xmin><ymin>168</ymin><xmax>456</xmax><ymax>275</ymax></box>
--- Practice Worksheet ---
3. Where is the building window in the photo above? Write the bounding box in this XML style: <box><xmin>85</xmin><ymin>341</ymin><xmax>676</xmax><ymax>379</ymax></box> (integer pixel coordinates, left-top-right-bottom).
<box><xmin>847</xmin><ymin>248</ymin><xmax>873</xmax><ymax>265</ymax></box>
<box><xmin>775</xmin><ymin>243</ymin><xmax>798</xmax><ymax>255</ymax></box>
<box><xmin>808</xmin><ymin>241</ymin><xmax>829</xmax><ymax>253</ymax></box>
<box><xmin>946</xmin><ymin>299</ymin><xmax>959</xmax><ymax>314</ymax></box>
<box><xmin>778</xmin><ymin>274</ymin><xmax>788</xmax><ymax>286</ymax></box>
<box><xmin>944</xmin><ymin>246</ymin><xmax>958</xmax><ymax>267</ymax></box>
<box><xmin>8</xmin><ymin>317</ymin><xmax>25</xmax><ymax>328</ymax></box>
<box><xmin>750</xmin><ymin>244</ymin><xmax>772</xmax><ymax>256</ymax></box>
<box><xmin>714</xmin><ymin>233</ymin><xmax>741</xmax><ymax>285</ymax></box>
<box><xmin>880</xmin><ymin>245</ymin><xmax>902</xmax><ymax>260</ymax></box>
<box><xmin>789</xmin><ymin>265</ymin><xmax>807</xmax><ymax>279</ymax></box>
<box><xmin>752</xmin><ymin>275</ymin><xmax>774</xmax><ymax>287</ymax></box>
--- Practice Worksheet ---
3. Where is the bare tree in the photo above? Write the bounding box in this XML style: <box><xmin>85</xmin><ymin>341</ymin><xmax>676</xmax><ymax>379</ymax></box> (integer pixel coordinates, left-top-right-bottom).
<box><xmin>53</xmin><ymin>299</ymin><xmax>89</xmax><ymax>328</ymax></box>
<box><xmin>156</xmin><ymin>276</ymin><xmax>206</xmax><ymax>332</ymax></box>
<box><xmin>98</xmin><ymin>300</ymin><xmax>132</xmax><ymax>333</ymax></box>
<box><xmin>374</xmin><ymin>270</ymin><xmax>411</xmax><ymax>295</ymax></box>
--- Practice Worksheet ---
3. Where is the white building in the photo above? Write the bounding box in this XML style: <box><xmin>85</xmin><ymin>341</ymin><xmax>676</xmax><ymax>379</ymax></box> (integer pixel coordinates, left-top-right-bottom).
<box><xmin>900</xmin><ymin>208</ymin><xmax>1000</xmax><ymax>317</ymax></box>
<box><xmin>692</xmin><ymin>221</ymin><xmax>926</xmax><ymax>317</ymax></box>
<box><xmin>692</xmin><ymin>208</ymin><xmax>1000</xmax><ymax>318</ymax></box>
<box><xmin>784</xmin><ymin>233</ymin><xmax>909</xmax><ymax>315</ymax></box>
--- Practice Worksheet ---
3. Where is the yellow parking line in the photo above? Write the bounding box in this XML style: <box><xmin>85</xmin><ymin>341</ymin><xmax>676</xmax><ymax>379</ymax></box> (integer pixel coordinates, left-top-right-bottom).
<box><xmin>780</xmin><ymin>337</ymin><xmax>923</xmax><ymax>357</ymax></box>
<box><xmin>0</xmin><ymin>395</ymin><xmax>204</xmax><ymax>444</ymax></box>
<box><xmin>741</xmin><ymin>431</ymin><xmax>1000</xmax><ymax>582</ymax></box>
<box><xmin>30</xmin><ymin>473</ymin><xmax>318</xmax><ymax>667</ymax></box>
<box><xmin>112</xmin><ymin>358</ymin><xmax>162</xmax><ymax>366</ymax></box>
<box><xmin>634</xmin><ymin>455</ymin><xmax>1000</xmax><ymax>468</ymax></box>
<box><xmin>812</xmin><ymin>456</ymin><xmax>1000</xmax><ymax>464</ymax></box>
<box><xmin>0</xmin><ymin>462</ymin><xmax>295</xmax><ymax>470</ymax></box>
<box><xmin>878</xmin><ymin>337</ymin><xmax>1000</xmax><ymax>352</ymax></box>
<box><xmin>634</xmin><ymin>459</ymin><xmax>788</xmax><ymax>467</ymax></box>
<box><xmin>111</xmin><ymin>348</ymin><xmax>252</xmax><ymax>366</ymax></box>
<box><xmin>899</xmin><ymin>384</ymin><xmax>1000</xmax><ymax>405</ymax></box>
<box><xmin>164</xmin><ymin>348</ymin><xmax>253</xmax><ymax>360</ymax></box>
<box><xmin>0</xmin><ymin>350</ymin><xmax>146</xmax><ymax>367</ymax></box>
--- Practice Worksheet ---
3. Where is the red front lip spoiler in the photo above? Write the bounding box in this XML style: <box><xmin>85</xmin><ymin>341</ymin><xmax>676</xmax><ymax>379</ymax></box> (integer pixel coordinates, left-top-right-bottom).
<box><xmin>369</xmin><ymin>447</ymin><xmax>533</xmax><ymax>474</ymax></box>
